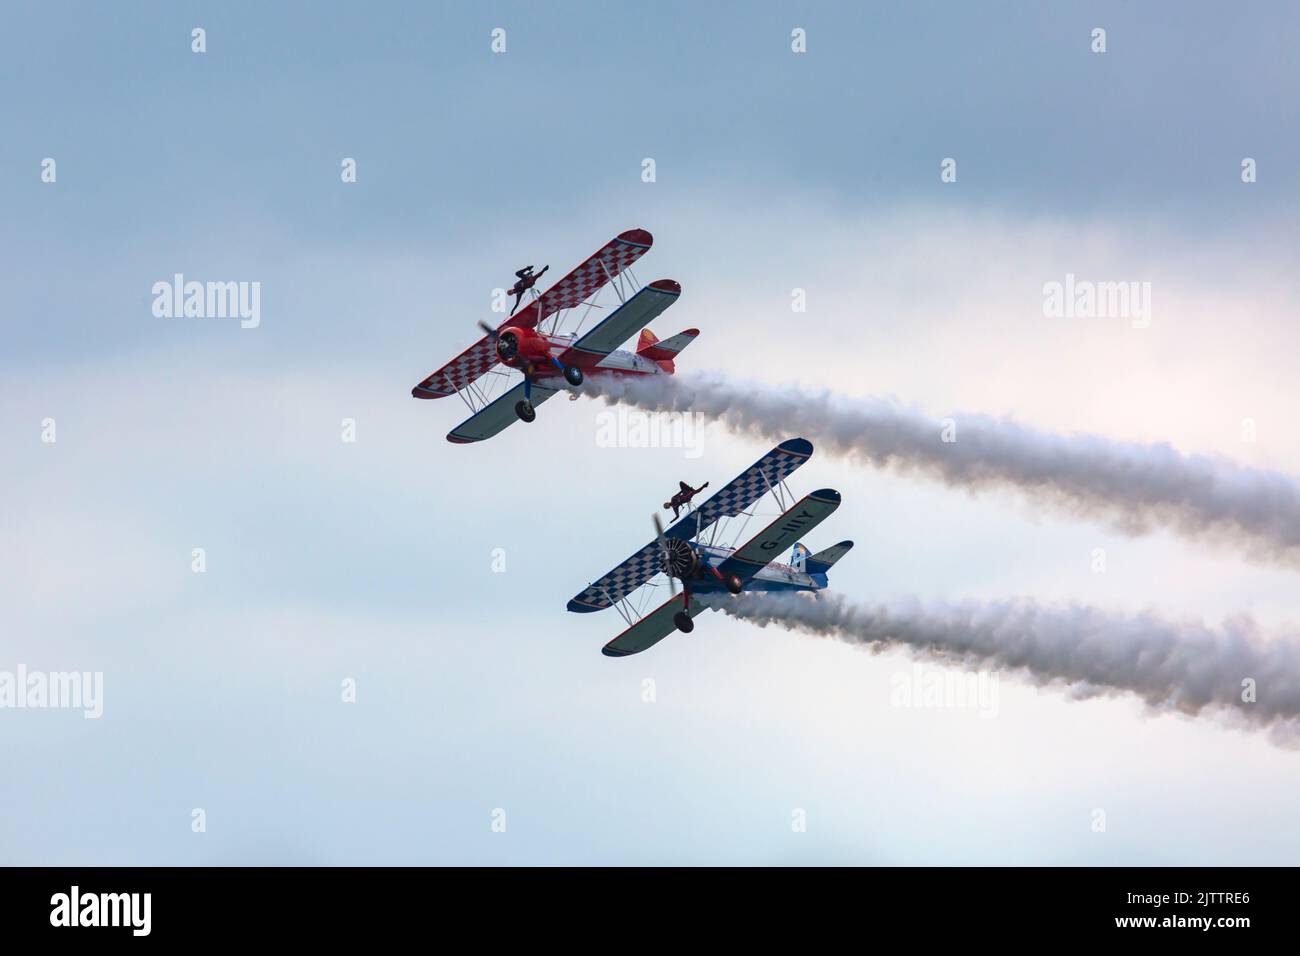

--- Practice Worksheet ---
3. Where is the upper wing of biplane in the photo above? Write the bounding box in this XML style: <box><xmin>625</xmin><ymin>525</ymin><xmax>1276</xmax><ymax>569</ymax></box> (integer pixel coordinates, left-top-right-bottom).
<box><xmin>411</xmin><ymin>229</ymin><xmax>653</xmax><ymax>400</ymax></box>
<box><xmin>411</xmin><ymin>334</ymin><xmax>501</xmax><ymax>400</ymax></box>
<box><xmin>514</xmin><ymin>228</ymin><xmax>653</xmax><ymax>328</ymax></box>
<box><xmin>566</xmin><ymin>438</ymin><xmax>814</xmax><ymax>613</ymax></box>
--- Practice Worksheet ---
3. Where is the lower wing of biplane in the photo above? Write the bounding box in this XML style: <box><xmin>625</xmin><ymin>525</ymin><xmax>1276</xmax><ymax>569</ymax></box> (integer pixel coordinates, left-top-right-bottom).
<box><xmin>565</xmin><ymin>438</ymin><xmax>850</xmax><ymax>657</ymax></box>
<box><xmin>409</xmin><ymin>228</ymin><xmax>696</xmax><ymax>444</ymax></box>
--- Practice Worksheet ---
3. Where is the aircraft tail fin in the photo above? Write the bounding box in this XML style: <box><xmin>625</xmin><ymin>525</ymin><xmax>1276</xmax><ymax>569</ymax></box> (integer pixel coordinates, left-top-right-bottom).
<box><xmin>790</xmin><ymin>542</ymin><xmax>811</xmax><ymax>571</ymax></box>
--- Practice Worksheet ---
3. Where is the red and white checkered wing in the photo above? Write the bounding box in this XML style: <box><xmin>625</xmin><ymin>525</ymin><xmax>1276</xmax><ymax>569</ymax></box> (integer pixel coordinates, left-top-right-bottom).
<box><xmin>411</xmin><ymin>229</ymin><xmax>653</xmax><ymax>400</ymax></box>
<box><xmin>515</xmin><ymin>228</ymin><xmax>653</xmax><ymax>326</ymax></box>
<box><xmin>411</xmin><ymin>334</ymin><xmax>499</xmax><ymax>399</ymax></box>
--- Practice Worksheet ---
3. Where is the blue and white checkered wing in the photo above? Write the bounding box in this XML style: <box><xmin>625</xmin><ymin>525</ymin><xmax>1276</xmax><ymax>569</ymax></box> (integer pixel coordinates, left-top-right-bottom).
<box><xmin>566</xmin><ymin>439</ymin><xmax>814</xmax><ymax>614</ymax></box>
<box><xmin>567</xmin><ymin>542</ymin><xmax>662</xmax><ymax>613</ymax></box>
<box><xmin>669</xmin><ymin>437</ymin><xmax>814</xmax><ymax>538</ymax></box>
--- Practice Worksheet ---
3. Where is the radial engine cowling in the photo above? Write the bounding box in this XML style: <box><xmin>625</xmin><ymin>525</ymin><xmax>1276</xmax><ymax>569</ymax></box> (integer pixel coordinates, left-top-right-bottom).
<box><xmin>659</xmin><ymin>538</ymin><xmax>700</xmax><ymax>579</ymax></box>
<box><xmin>495</xmin><ymin>326</ymin><xmax>551</xmax><ymax>368</ymax></box>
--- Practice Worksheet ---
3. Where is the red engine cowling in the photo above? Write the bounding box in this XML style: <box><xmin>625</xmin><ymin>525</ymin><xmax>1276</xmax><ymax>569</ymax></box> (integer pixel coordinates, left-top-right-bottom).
<box><xmin>495</xmin><ymin>326</ymin><xmax>552</xmax><ymax>369</ymax></box>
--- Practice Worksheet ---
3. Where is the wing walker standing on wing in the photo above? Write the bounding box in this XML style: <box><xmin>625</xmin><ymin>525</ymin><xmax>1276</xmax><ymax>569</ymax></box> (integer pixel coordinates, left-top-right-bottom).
<box><xmin>509</xmin><ymin>265</ymin><xmax>549</xmax><ymax>316</ymax></box>
<box><xmin>666</xmin><ymin>481</ymin><xmax>709</xmax><ymax>520</ymax></box>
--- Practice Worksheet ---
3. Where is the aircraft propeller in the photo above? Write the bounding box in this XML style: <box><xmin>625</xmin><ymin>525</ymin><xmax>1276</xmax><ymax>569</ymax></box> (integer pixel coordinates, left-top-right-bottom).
<box><xmin>478</xmin><ymin>320</ymin><xmax>535</xmax><ymax>378</ymax></box>
<box><xmin>653</xmin><ymin>513</ymin><xmax>678</xmax><ymax>598</ymax></box>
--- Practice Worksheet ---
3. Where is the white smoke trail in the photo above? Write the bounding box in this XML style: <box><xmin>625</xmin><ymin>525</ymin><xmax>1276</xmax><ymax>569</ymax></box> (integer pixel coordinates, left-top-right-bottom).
<box><xmin>700</xmin><ymin>591</ymin><xmax>1300</xmax><ymax>745</ymax></box>
<box><xmin>583</xmin><ymin>372</ymin><xmax>1300</xmax><ymax>565</ymax></box>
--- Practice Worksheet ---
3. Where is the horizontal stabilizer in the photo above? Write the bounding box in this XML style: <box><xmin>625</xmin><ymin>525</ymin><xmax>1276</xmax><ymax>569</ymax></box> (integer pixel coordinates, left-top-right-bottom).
<box><xmin>637</xmin><ymin>328</ymin><xmax>699</xmax><ymax>362</ymax></box>
<box><xmin>805</xmin><ymin>540</ymin><xmax>854</xmax><ymax>575</ymax></box>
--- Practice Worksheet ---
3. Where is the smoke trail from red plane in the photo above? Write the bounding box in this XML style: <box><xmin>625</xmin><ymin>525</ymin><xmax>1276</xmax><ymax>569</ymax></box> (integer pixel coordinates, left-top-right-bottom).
<box><xmin>584</xmin><ymin>372</ymin><xmax>1300</xmax><ymax>567</ymax></box>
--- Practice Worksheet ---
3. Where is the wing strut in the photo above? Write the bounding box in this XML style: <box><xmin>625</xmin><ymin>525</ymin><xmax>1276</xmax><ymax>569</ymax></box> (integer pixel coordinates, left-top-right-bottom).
<box><xmin>598</xmin><ymin>258</ymin><xmax>626</xmax><ymax>305</ymax></box>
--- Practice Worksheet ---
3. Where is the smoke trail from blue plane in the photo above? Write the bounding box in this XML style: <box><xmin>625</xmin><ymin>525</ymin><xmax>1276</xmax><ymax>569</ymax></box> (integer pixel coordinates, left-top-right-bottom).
<box><xmin>699</xmin><ymin>591</ymin><xmax>1300</xmax><ymax>745</ymax></box>
<box><xmin>584</xmin><ymin>372</ymin><xmax>1300</xmax><ymax>567</ymax></box>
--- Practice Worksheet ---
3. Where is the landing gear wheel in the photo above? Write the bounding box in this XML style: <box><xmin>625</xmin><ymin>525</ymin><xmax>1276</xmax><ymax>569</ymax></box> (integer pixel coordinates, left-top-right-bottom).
<box><xmin>563</xmin><ymin>366</ymin><xmax>584</xmax><ymax>387</ymax></box>
<box><xmin>673</xmin><ymin>611</ymin><xmax>694</xmax><ymax>634</ymax></box>
<box><xmin>515</xmin><ymin>400</ymin><xmax>536</xmax><ymax>423</ymax></box>
<box><xmin>724</xmin><ymin>574</ymin><xmax>743</xmax><ymax>595</ymax></box>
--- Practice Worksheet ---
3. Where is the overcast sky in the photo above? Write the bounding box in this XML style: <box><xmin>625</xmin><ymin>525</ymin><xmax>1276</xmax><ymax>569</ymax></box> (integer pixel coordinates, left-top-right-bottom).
<box><xmin>3</xmin><ymin>1</ymin><xmax>1300</xmax><ymax>864</ymax></box>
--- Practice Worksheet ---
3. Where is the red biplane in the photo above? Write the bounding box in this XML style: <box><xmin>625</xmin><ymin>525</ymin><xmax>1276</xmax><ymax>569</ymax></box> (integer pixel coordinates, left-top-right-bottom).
<box><xmin>411</xmin><ymin>229</ymin><xmax>698</xmax><ymax>444</ymax></box>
